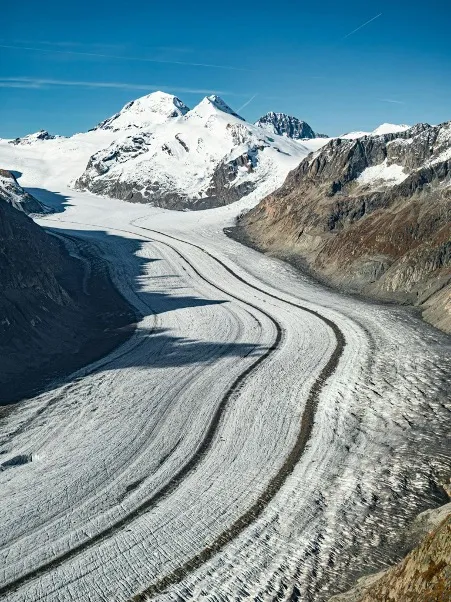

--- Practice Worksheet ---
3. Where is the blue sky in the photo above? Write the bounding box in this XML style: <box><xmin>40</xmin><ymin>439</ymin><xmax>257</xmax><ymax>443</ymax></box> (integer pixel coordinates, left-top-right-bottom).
<box><xmin>1</xmin><ymin>0</ymin><xmax>450</xmax><ymax>138</ymax></box>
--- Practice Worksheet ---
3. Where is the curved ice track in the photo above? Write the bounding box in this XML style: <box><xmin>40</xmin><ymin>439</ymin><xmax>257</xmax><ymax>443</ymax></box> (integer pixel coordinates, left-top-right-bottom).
<box><xmin>0</xmin><ymin>215</ymin><xmax>449</xmax><ymax>602</ymax></box>
<box><xmin>0</xmin><ymin>220</ymin><xmax>340</xmax><ymax>600</ymax></box>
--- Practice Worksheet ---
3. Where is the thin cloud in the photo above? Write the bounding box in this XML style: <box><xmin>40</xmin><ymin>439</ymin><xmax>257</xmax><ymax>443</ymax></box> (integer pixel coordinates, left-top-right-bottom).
<box><xmin>17</xmin><ymin>41</ymin><xmax>193</xmax><ymax>54</ymax></box>
<box><xmin>0</xmin><ymin>43</ymin><xmax>252</xmax><ymax>71</ymax></box>
<box><xmin>237</xmin><ymin>93</ymin><xmax>258</xmax><ymax>112</ymax></box>
<box><xmin>0</xmin><ymin>81</ymin><xmax>41</xmax><ymax>88</ymax></box>
<box><xmin>380</xmin><ymin>98</ymin><xmax>405</xmax><ymax>105</ymax></box>
<box><xmin>342</xmin><ymin>13</ymin><xmax>382</xmax><ymax>39</ymax></box>
<box><xmin>0</xmin><ymin>77</ymin><xmax>244</xmax><ymax>97</ymax></box>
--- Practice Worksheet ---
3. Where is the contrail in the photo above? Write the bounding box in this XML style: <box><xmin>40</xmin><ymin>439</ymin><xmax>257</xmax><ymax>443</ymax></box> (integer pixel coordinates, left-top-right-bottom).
<box><xmin>342</xmin><ymin>13</ymin><xmax>382</xmax><ymax>39</ymax></box>
<box><xmin>0</xmin><ymin>77</ymin><xmax>238</xmax><ymax>96</ymax></box>
<box><xmin>0</xmin><ymin>43</ymin><xmax>252</xmax><ymax>71</ymax></box>
<box><xmin>237</xmin><ymin>93</ymin><xmax>258</xmax><ymax>112</ymax></box>
<box><xmin>380</xmin><ymin>98</ymin><xmax>405</xmax><ymax>105</ymax></box>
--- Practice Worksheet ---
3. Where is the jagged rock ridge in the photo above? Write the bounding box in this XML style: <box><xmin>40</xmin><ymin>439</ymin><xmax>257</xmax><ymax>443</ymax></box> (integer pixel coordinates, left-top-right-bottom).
<box><xmin>255</xmin><ymin>112</ymin><xmax>319</xmax><ymax>139</ymax></box>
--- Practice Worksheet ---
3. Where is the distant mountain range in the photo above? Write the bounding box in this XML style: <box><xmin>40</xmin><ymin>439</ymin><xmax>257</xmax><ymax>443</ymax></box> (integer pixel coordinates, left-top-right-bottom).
<box><xmin>339</xmin><ymin>123</ymin><xmax>410</xmax><ymax>139</ymax></box>
<box><xmin>4</xmin><ymin>91</ymin><xmax>448</xmax><ymax>332</ymax></box>
<box><xmin>6</xmin><ymin>92</ymin><xmax>329</xmax><ymax>211</ymax></box>
<box><xmin>75</xmin><ymin>92</ymin><xmax>328</xmax><ymax>210</ymax></box>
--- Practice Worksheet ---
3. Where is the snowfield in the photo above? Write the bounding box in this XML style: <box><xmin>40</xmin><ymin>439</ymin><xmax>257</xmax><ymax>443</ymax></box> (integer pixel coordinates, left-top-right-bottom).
<box><xmin>0</xmin><ymin>123</ymin><xmax>449</xmax><ymax>602</ymax></box>
<box><xmin>339</xmin><ymin>123</ymin><xmax>410</xmax><ymax>139</ymax></box>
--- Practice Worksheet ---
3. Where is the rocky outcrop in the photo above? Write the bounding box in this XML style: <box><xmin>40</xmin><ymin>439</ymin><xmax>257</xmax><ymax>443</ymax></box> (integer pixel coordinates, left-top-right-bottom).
<box><xmin>236</xmin><ymin>121</ymin><xmax>451</xmax><ymax>333</ymax></box>
<box><xmin>0</xmin><ymin>170</ymin><xmax>48</xmax><ymax>214</ymax></box>
<box><xmin>75</xmin><ymin>148</ymin><xmax>258</xmax><ymax>210</ymax></box>
<box><xmin>329</xmin><ymin>501</ymin><xmax>451</xmax><ymax>602</ymax></box>
<box><xmin>255</xmin><ymin>112</ymin><xmax>320</xmax><ymax>139</ymax></box>
<box><xmin>0</xmin><ymin>196</ymin><xmax>135</xmax><ymax>404</ymax></box>
<box><xmin>9</xmin><ymin>130</ymin><xmax>60</xmax><ymax>145</ymax></box>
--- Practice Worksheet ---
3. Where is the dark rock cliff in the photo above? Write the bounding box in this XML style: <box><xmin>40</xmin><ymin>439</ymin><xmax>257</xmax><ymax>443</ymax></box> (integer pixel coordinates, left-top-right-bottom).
<box><xmin>255</xmin><ymin>112</ymin><xmax>319</xmax><ymax>139</ymax></box>
<box><xmin>0</xmin><ymin>189</ymin><xmax>135</xmax><ymax>404</ymax></box>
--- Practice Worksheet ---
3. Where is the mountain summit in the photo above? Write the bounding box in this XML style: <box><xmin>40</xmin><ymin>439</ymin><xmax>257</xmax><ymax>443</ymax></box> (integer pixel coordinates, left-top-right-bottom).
<box><xmin>95</xmin><ymin>91</ymin><xmax>190</xmax><ymax>132</ymax></box>
<box><xmin>255</xmin><ymin>112</ymin><xmax>320</xmax><ymax>139</ymax></box>
<box><xmin>188</xmin><ymin>95</ymin><xmax>244</xmax><ymax>120</ymax></box>
<box><xmin>340</xmin><ymin>123</ymin><xmax>410</xmax><ymax>139</ymax></box>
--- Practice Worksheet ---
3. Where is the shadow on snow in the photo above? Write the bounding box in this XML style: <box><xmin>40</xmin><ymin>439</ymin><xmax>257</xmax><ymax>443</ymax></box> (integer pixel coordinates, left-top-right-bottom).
<box><xmin>2</xmin><ymin>225</ymin><xmax>264</xmax><ymax>405</ymax></box>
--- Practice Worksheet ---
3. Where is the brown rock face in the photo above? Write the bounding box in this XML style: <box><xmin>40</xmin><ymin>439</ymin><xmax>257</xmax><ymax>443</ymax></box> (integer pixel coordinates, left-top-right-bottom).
<box><xmin>330</xmin><ymin>512</ymin><xmax>450</xmax><ymax>602</ymax></box>
<box><xmin>238</xmin><ymin>121</ymin><xmax>451</xmax><ymax>333</ymax></box>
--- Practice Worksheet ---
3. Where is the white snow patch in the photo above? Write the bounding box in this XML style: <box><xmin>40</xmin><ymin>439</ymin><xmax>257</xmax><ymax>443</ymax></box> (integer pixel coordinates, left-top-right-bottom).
<box><xmin>372</xmin><ymin>123</ymin><xmax>410</xmax><ymax>136</ymax></box>
<box><xmin>340</xmin><ymin>123</ymin><xmax>410</xmax><ymax>139</ymax></box>
<box><xmin>358</xmin><ymin>160</ymin><xmax>408</xmax><ymax>186</ymax></box>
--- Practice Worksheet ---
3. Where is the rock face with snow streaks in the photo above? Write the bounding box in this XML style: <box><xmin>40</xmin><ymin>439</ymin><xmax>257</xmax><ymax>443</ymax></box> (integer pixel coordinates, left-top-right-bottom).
<box><xmin>237</xmin><ymin>121</ymin><xmax>451</xmax><ymax>333</ymax></box>
<box><xmin>0</xmin><ymin>169</ymin><xmax>48</xmax><ymax>214</ymax></box>
<box><xmin>255</xmin><ymin>111</ymin><xmax>319</xmax><ymax>139</ymax></box>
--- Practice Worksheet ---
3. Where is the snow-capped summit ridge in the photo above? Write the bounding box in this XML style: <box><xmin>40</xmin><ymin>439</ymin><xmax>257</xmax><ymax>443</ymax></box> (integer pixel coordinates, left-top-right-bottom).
<box><xmin>189</xmin><ymin>95</ymin><xmax>244</xmax><ymax>121</ymax></box>
<box><xmin>340</xmin><ymin>123</ymin><xmax>410</xmax><ymax>139</ymax></box>
<box><xmin>95</xmin><ymin>91</ymin><xmax>190</xmax><ymax>132</ymax></box>
<box><xmin>372</xmin><ymin>123</ymin><xmax>410</xmax><ymax>135</ymax></box>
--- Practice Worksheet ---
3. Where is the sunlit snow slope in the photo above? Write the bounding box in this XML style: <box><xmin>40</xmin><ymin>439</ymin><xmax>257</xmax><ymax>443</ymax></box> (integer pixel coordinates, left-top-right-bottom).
<box><xmin>0</xmin><ymin>131</ymin><xmax>449</xmax><ymax>602</ymax></box>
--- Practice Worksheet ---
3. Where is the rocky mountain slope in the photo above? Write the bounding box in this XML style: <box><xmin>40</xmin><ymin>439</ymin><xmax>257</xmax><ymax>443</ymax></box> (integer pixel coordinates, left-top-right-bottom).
<box><xmin>0</xmin><ymin>181</ymin><xmax>135</xmax><ymax>404</ymax></box>
<box><xmin>0</xmin><ymin>169</ymin><xmax>48</xmax><ymax>213</ymax></box>
<box><xmin>75</xmin><ymin>92</ymin><xmax>325</xmax><ymax>210</ymax></box>
<box><xmin>330</xmin><ymin>500</ymin><xmax>451</xmax><ymax>602</ymax></box>
<box><xmin>235</xmin><ymin>121</ymin><xmax>451</xmax><ymax>333</ymax></box>
<box><xmin>254</xmin><ymin>112</ymin><xmax>322</xmax><ymax>139</ymax></box>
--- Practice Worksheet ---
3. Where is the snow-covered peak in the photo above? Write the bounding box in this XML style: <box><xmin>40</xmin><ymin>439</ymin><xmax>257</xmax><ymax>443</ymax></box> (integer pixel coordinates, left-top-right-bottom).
<box><xmin>188</xmin><ymin>95</ymin><xmax>244</xmax><ymax>121</ymax></box>
<box><xmin>372</xmin><ymin>123</ymin><xmax>410</xmax><ymax>136</ymax></box>
<box><xmin>255</xmin><ymin>112</ymin><xmax>320</xmax><ymax>140</ymax></box>
<box><xmin>95</xmin><ymin>91</ymin><xmax>190</xmax><ymax>132</ymax></box>
<box><xmin>340</xmin><ymin>123</ymin><xmax>411</xmax><ymax>139</ymax></box>
<box><xmin>9</xmin><ymin>130</ymin><xmax>61</xmax><ymax>145</ymax></box>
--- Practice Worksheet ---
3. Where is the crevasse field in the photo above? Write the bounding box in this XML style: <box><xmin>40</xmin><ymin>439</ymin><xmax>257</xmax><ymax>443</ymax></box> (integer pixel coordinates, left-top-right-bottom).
<box><xmin>0</xmin><ymin>132</ymin><xmax>449</xmax><ymax>602</ymax></box>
